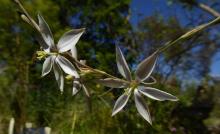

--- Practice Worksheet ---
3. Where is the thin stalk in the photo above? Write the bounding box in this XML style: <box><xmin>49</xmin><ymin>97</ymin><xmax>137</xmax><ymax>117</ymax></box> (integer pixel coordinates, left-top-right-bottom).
<box><xmin>70</xmin><ymin>111</ymin><xmax>77</xmax><ymax>134</ymax></box>
<box><xmin>158</xmin><ymin>16</ymin><xmax>220</xmax><ymax>53</ymax></box>
<box><xmin>14</xmin><ymin>0</ymin><xmax>40</xmax><ymax>32</ymax></box>
<box><xmin>64</xmin><ymin>53</ymin><xmax>130</xmax><ymax>84</ymax></box>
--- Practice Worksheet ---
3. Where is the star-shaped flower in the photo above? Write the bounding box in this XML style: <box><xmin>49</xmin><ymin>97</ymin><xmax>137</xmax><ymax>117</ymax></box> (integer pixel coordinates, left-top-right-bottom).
<box><xmin>98</xmin><ymin>45</ymin><xmax>178</xmax><ymax>124</ymax></box>
<box><xmin>37</xmin><ymin>14</ymin><xmax>85</xmax><ymax>92</ymax></box>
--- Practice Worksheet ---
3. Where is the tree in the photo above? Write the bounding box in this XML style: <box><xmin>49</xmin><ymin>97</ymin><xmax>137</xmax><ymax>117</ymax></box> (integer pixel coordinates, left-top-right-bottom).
<box><xmin>0</xmin><ymin>0</ymin><xmax>220</xmax><ymax>133</ymax></box>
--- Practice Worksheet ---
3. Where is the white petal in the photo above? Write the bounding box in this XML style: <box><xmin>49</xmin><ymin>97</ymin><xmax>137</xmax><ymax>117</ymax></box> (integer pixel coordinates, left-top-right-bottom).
<box><xmin>138</xmin><ymin>86</ymin><xmax>178</xmax><ymax>101</ymax></box>
<box><xmin>72</xmin><ymin>87</ymin><xmax>79</xmax><ymax>96</ymax></box>
<box><xmin>71</xmin><ymin>45</ymin><xmax>78</xmax><ymax>59</ymax></box>
<box><xmin>72</xmin><ymin>79</ymin><xmax>81</xmax><ymax>96</ymax></box>
<box><xmin>96</xmin><ymin>78</ymin><xmax>128</xmax><ymax>88</ymax></box>
<box><xmin>141</xmin><ymin>76</ymin><xmax>157</xmax><ymax>85</ymax></box>
<box><xmin>134</xmin><ymin>89</ymin><xmax>152</xmax><ymax>124</ymax></box>
<box><xmin>53</xmin><ymin>60</ymin><xmax>64</xmax><ymax>92</ymax></box>
<box><xmin>38</xmin><ymin>13</ymin><xmax>54</xmax><ymax>48</ymax></box>
<box><xmin>56</xmin><ymin>56</ymin><xmax>79</xmax><ymax>77</ymax></box>
<box><xmin>135</xmin><ymin>51</ymin><xmax>158</xmax><ymax>82</ymax></box>
<box><xmin>42</xmin><ymin>56</ymin><xmax>55</xmax><ymax>77</ymax></box>
<box><xmin>116</xmin><ymin>45</ymin><xmax>132</xmax><ymax>81</ymax></box>
<box><xmin>36</xmin><ymin>36</ymin><xmax>50</xmax><ymax>52</ymax></box>
<box><xmin>112</xmin><ymin>89</ymin><xmax>131</xmax><ymax>116</ymax></box>
<box><xmin>57</xmin><ymin>28</ymin><xmax>85</xmax><ymax>53</ymax></box>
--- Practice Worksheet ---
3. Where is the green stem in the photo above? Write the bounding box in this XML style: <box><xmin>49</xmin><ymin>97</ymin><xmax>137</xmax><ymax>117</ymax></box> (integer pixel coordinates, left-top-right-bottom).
<box><xmin>158</xmin><ymin>16</ymin><xmax>220</xmax><ymax>53</ymax></box>
<box><xmin>14</xmin><ymin>0</ymin><xmax>40</xmax><ymax>32</ymax></box>
<box><xmin>65</xmin><ymin>53</ymin><xmax>130</xmax><ymax>84</ymax></box>
<box><xmin>70</xmin><ymin>110</ymin><xmax>77</xmax><ymax>134</ymax></box>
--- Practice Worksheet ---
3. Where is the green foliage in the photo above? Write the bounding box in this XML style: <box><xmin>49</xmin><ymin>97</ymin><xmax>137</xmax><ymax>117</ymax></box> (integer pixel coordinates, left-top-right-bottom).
<box><xmin>0</xmin><ymin>0</ymin><xmax>219</xmax><ymax>133</ymax></box>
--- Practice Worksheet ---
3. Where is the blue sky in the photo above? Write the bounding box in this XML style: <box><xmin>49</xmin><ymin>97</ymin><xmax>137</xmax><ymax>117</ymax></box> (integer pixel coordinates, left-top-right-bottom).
<box><xmin>130</xmin><ymin>0</ymin><xmax>220</xmax><ymax>76</ymax></box>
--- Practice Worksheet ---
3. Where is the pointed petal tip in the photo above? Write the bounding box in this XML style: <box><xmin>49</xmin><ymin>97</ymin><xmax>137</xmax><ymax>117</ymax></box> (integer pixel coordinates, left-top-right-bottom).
<box><xmin>164</xmin><ymin>95</ymin><xmax>179</xmax><ymax>102</ymax></box>
<box><xmin>148</xmin><ymin>120</ymin><xmax>152</xmax><ymax>125</ymax></box>
<box><xmin>111</xmin><ymin>112</ymin><xmax>116</xmax><ymax>117</ymax></box>
<box><xmin>134</xmin><ymin>89</ymin><xmax>152</xmax><ymax>124</ymax></box>
<box><xmin>76</xmin><ymin>28</ymin><xmax>86</xmax><ymax>33</ymax></box>
<box><xmin>145</xmin><ymin>115</ymin><xmax>152</xmax><ymax>125</ymax></box>
<box><xmin>138</xmin><ymin>86</ymin><xmax>178</xmax><ymax>102</ymax></box>
<box><xmin>60</xmin><ymin>87</ymin><xmax>64</xmax><ymax>94</ymax></box>
<box><xmin>111</xmin><ymin>108</ymin><xmax>120</xmax><ymax>117</ymax></box>
<box><xmin>115</xmin><ymin>45</ymin><xmax>132</xmax><ymax>81</ymax></box>
<box><xmin>72</xmin><ymin>87</ymin><xmax>79</xmax><ymax>96</ymax></box>
<box><xmin>111</xmin><ymin>110</ymin><xmax>119</xmax><ymax>117</ymax></box>
<box><xmin>172</xmin><ymin>97</ymin><xmax>179</xmax><ymax>101</ymax></box>
<box><xmin>37</xmin><ymin>13</ymin><xmax>44</xmax><ymax>23</ymax></box>
<box><xmin>72</xmin><ymin>93</ymin><xmax>77</xmax><ymax>96</ymax></box>
<box><xmin>111</xmin><ymin>93</ymin><xmax>130</xmax><ymax>117</ymax></box>
<box><xmin>81</xmin><ymin>28</ymin><xmax>86</xmax><ymax>31</ymax></box>
<box><xmin>37</xmin><ymin>13</ymin><xmax>40</xmax><ymax>18</ymax></box>
<box><xmin>115</xmin><ymin>44</ymin><xmax>119</xmax><ymax>49</ymax></box>
<box><xmin>41</xmin><ymin>70</ymin><xmax>50</xmax><ymax>78</ymax></box>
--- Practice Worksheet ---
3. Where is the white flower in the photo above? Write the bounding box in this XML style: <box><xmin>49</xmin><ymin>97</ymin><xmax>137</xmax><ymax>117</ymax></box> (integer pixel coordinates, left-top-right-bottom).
<box><xmin>38</xmin><ymin>13</ymin><xmax>85</xmax><ymax>92</ymax></box>
<box><xmin>98</xmin><ymin>45</ymin><xmax>178</xmax><ymax>124</ymax></box>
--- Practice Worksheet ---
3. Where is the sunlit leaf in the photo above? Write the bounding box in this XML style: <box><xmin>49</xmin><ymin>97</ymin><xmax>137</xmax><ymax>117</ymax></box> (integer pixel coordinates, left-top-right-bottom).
<box><xmin>57</xmin><ymin>28</ymin><xmax>85</xmax><ymax>53</ymax></box>
<box><xmin>134</xmin><ymin>89</ymin><xmax>152</xmax><ymax>124</ymax></box>
<box><xmin>116</xmin><ymin>45</ymin><xmax>132</xmax><ymax>81</ymax></box>
<box><xmin>138</xmin><ymin>86</ymin><xmax>178</xmax><ymax>101</ymax></box>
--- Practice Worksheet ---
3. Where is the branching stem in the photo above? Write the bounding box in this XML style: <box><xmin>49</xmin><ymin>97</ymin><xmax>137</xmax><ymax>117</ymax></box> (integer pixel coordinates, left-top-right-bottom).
<box><xmin>64</xmin><ymin>53</ymin><xmax>130</xmax><ymax>84</ymax></box>
<box><xmin>14</xmin><ymin>0</ymin><xmax>220</xmax><ymax>87</ymax></box>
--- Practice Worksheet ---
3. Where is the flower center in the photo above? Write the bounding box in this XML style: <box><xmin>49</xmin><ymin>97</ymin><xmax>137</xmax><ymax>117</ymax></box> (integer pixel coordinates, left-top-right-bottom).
<box><xmin>124</xmin><ymin>81</ymin><xmax>139</xmax><ymax>95</ymax></box>
<box><xmin>129</xmin><ymin>80</ymin><xmax>139</xmax><ymax>90</ymax></box>
<box><xmin>36</xmin><ymin>51</ymin><xmax>59</xmax><ymax>60</ymax></box>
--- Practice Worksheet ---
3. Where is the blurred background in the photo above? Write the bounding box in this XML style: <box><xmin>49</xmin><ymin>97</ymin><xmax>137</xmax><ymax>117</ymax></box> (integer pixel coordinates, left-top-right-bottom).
<box><xmin>0</xmin><ymin>0</ymin><xmax>220</xmax><ymax>133</ymax></box>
